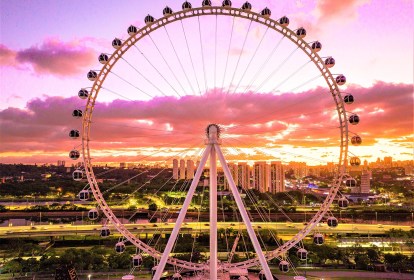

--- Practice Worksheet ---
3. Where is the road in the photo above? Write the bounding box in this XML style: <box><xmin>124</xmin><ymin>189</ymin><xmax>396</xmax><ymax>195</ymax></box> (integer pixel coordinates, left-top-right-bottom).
<box><xmin>0</xmin><ymin>222</ymin><xmax>411</xmax><ymax>238</ymax></box>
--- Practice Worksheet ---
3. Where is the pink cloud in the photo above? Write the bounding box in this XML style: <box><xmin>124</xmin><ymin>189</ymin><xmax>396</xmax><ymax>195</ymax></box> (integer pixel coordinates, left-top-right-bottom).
<box><xmin>315</xmin><ymin>0</ymin><xmax>370</xmax><ymax>22</ymax></box>
<box><xmin>0</xmin><ymin>44</ymin><xmax>16</xmax><ymax>66</ymax></box>
<box><xmin>0</xmin><ymin>82</ymin><xmax>412</xmax><ymax>164</ymax></box>
<box><xmin>0</xmin><ymin>38</ymin><xmax>96</xmax><ymax>76</ymax></box>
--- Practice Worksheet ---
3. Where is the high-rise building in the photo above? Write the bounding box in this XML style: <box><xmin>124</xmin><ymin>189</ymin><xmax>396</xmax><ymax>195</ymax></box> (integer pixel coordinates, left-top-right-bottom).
<box><xmin>57</xmin><ymin>160</ymin><xmax>65</xmax><ymax>167</ymax></box>
<box><xmin>288</xmin><ymin>162</ymin><xmax>308</xmax><ymax>178</ymax></box>
<box><xmin>224</xmin><ymin>163</ymin><xmax>238</xmax><ymax>190</ymax></box>
<box><xmin>253</xmin><ymin>161</ymin><xmax>270</xmax><ymax>193</ymax></box>
<box><xmin>172</xmin><ymin>159</ymin><xmax>179</xmax><ymax>180</ymax></box>
<box><xmin>237</xmin><ymin>162</ymin><xmax>250</xmax><ymax>189</ymax></box>
<box><xmin>270</xmin><ymin>161</ymin><xmax>285</xmax><ymax>193</ymax></box>
<box><xmin>360</xmin><ymin>170</ymin><xmax>371</xmax><ymax>193</ymax></box>
<box><xmin>186</xmin><ymin>160</ymin><xmax>195</xmax><ymax>179</ymax></box>
<box><xmin>179</xmin><ymin>159</ymin><xmax>186</xmax><ymax>180</ymax></box>
<box><xmin>384</xmin><ymin>156</ymin><xmax>393</xmax><ymax>167</ymax></box>
<box><xmin>120</xmin><ymin>162</ymin><xmax>126</xmax><ymax>169</ymax></box>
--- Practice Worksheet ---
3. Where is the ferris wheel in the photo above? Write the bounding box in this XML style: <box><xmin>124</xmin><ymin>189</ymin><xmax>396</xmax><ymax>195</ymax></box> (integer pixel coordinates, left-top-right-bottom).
<box><xmin>68</xmin><ymin>1</ymin><xmax>362</xmax><ymax>279</ymax></box>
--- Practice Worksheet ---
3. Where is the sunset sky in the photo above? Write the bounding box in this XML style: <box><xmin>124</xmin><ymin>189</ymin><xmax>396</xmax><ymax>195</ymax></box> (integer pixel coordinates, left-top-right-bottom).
<box><xmin>0</xmin><ymin>0</ymin><xmax>413</xmax><ymax>166</ymax></box>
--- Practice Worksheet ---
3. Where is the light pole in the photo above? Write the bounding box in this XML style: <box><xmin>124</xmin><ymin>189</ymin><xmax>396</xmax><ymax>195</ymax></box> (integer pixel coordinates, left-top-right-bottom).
<box><xmin>88</xmin><ymin>274</ymin><xmax>91</xmax><ymax>280</ymax></box>
<box><xmin>375</xmin><ymin>211</ymin><xmax>377</xmax><ymax>224</ymax></box>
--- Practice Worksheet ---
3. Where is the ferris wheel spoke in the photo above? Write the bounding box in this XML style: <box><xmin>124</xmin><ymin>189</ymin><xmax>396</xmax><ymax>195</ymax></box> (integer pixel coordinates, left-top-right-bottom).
<box><xmin>270</xmin><ymin>60</ymin><xmax>312</xmax><ymax>92</ymax></box>
<box><xmin>214</xmin><ymin>15</ymin><xmax>218</xmax><ymax>92</ymax></box>
<box><xmin>148</xmin><ymin>34</ymin><xmax>188</xmax><ymax>96</ymax></box>
<box><xmin>243</xmin><ymin>36</ymin><xmax>285</xmax><ymax>94</ymax></box>
<box><xmin>180</xmin><ymin>20</ymin><xmax>202</xmax><ymax>95</ymax></box>
<box><xmin>232</xmin><ymin>27</ymin><xmax>269</xmax><ymax>95</ymax></box>
<box><xmin>221</xmin><ymin>16</ymin><xmax>236</xmax><ymax>92</ymax></box>
<box><xmin>108</xmin><ymin>71</ymin><xmax>153</xmax><ymax>98</ymax></box>
<box><xmin>289</xmin><ymin>73</ymin><xmax>323</xmax><ymax>92</ymax></box>
<box><xmin>163</xmin><ymin>26</ymin><xmax>196</xmax><ymax>95</ymax></box>
<box><xmin>100</xmin><ymin>87</ymin><xmax>137</xmax><ymax>101</ymax></box>
<box><xmin>197</xmin><ymin>16</ymin><xmax>208</xmax><ymax>94</ymax></box>
<box><xmin>253</xmin><ymin>47</ymin><xmax>299</xmax><ymax>93</ymax></box>
<box><xmin>133</xmin><ymin>45</ymin><xmax>182</xmax><ymax>97</ymax></box>
<box><xmin>119</xmin><ymin>57</ymin><xmax>169</xmax><ymax>97</ymax></box>
<box><xmin>226</xmin><ymin>20</ymin><xmax>253</xmax><ymax>95</ymax></box>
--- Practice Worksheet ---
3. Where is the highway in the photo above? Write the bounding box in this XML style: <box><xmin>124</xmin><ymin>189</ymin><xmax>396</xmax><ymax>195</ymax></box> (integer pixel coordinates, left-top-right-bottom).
<box><xmin>1</xmin><ymin>221</ymin><xmax>412</xmax><ymax>238</ymax></box>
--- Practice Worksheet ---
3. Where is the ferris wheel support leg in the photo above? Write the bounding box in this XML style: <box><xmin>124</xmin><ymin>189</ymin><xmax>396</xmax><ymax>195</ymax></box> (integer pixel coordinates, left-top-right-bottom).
<box><xmin>214</xmin><ymin>144</ymin><xmax>273</xmax><ymax>280</ymax></box>
<box><xmin>209</xmin><ymin>145</ymin><xmax>218</xmax><ymax>280</ymax></box>
<box><xmin>153</xmin><ymin>146</ymin><xmax>212</xmax><ymax>280</ymax></box>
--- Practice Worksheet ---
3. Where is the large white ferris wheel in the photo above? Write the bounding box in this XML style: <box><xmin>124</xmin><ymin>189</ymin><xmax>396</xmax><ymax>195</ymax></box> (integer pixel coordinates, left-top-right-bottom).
<box><xmin>68</xmin><ymin>1</ymin><xmax>362</xmax><ymax>279</ymax></box>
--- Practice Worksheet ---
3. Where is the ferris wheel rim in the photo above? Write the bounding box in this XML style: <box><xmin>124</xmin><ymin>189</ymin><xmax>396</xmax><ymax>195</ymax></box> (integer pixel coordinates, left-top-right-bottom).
<box><xmin>80</xmin><ymin>5</ymin><xmax>349</xmax><ymax>271</ymax></box>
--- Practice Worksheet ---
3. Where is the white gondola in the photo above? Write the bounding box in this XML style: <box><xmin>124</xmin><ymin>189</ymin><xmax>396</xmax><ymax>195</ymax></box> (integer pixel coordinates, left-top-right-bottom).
<box><xmin>345</xmin><ymin>178</ymin><xmax>357</xmax><ymax>187</ymax></box>
<box><xmin>344</xmin><ymin>94</ymin><xmax>354</xmax><ymax>104</ymax></box>
<box><xmin>182</xmin><ymin>1</ymin><xmax>192</xmax><ymax>10</ymax></box>
<box><xmin>151</xmin><ymin>266</ymin><xmax>158</xmax><ymax>277</ymax></box>
<box><xmin>69</xmin><ymin>130</ymin><xmax>80</xmax><ymax>139</ymax></box>
<box><xmin>72</xmin><ymin>169</ymin><xmax>84</xmax><ymax>181</ymax></box>
<box><xmin>202</xmin><ymin>0</ymin><xmax>212</xmax><ymax>7</ymax></box>
<box><xmin>112</xmin><ymin>38</ymin><xmax>122</xmax><ymax>49</ymax></box>
<box><xmin>78</xmin><ymin>190</ymin><xmax>90</xmax><ymax>201</ymax></box>
<box><xmin>349</xmin><ymin>114</ymin><xmax>360</xmax><ymax>125</ymax></box>
<box><xmin>100</xmin><ymin>226</ymin><xmax>110</xmax><ymax>238</ymax></box>
<box><xmin>313</xmin><ymin>233</ymin><xmax>324</xmax><ymax>245</ymax></box>
<box><xmin>241</xmin><ymin>1</ymin><xmax>251</xmax><ymax>10</ymax></box>
<box><xmin>78</xmin><ymin>88</ymin><xmax>89</xmax><ymax>99</ymax></box>
<box><xmin>311</xmin><ymin>41</ymin><xmax>322</xmax><ymax>52</ymax></box>
<box><xmin>296</xmin><ymin>27</ymin><xmax>306</xmax><ymax>38</ymax></box>
<box><xmin>127</xmin><ymin>25</ymin><xmax>138</xmax><ymax>36</ymax></box>
<box><xmin>351</xmin><ymin>135</ymin><xmax>362</xmax><ymax>145</ymax></box>
<box><xmin>163</xmin><ymin>6</ymin><xmax>173</xmax><ymax>15</ymax></box>
<box><xmin>258</xmin><ymin>270</ymin><xmax>266</xmax><ymax>280</ymax></box>
<box><xmin>72</xmin><ymin>109</ymin><xmax>83</xmax><ymax>118</ymax></box>
<box><xmin>261</xmin><ymin>7</ymin><xmax>271</xmax><ymax>18</ymax></box>
<box><xmin>336</xmin><ymin>75</ymin><xmax>346</xmax><ymax>85</ymax></box>
<box><xmin>115</xmin><ymin>241</ymin><xmax>126</xmax><ymax>253</ymax></box>
<box><xmin>327</xmin><ymin>217</ymin><xmax>338</xmax><ymax>228</ymax></box>
<box><xmin>279</xmin><ymin>260</ymin><xmax>289</xmax><ymax>272</ymax></box>
<box><xmin>69</xmin><ymin>150</ymin><xmax>80</xmax><ymax>160</ymax></box>
<box><xmin>98</xmin><ymin>53</ymin><xmax>109</xmax><ymax>64</ymax></box>
<box><xmin>279</xmin><ymin>16</ymin><xmax>289</xmax><ymax>27</ymax></box>
<box><xmin>325</xmin><ymin>57</ymin><xmax>335</xmax><ymax>68</ymax></box>
<box><xmin>87</xmin><ymin>70</ymin><xmax>97</xmax><ymax>81</ymax></box>
<box><xmin>297</xmin><ymin>248</ymin><xmax>308</xmax><ymax>260</ymax></box>
<box><xmin>338</xmin><ymin>197</ymin><xmax>349</xmax><ymax>208</ymax></box>
<box><xmin>88</xmin><ymin>208</ymin><xmax>99</xmax><ymax>220</ymax></box>
<box><xmin>144</xmin><ymin>14</ymin><xmax>155</xmax><ymax>25</ymax></box>
<box><xmin>132</xmin><ymin>254</ymin><xmax>143</xmax><ymax>267</ymax></box>
<box><xmin>222</xmin><ymin>0</ymin><xmax>232</xmax><ymax>7</ymax></box>
<box><xmin>350</xmin><ymin>156</ymin><xmax>361</xmax><ymax>167</ymax></box>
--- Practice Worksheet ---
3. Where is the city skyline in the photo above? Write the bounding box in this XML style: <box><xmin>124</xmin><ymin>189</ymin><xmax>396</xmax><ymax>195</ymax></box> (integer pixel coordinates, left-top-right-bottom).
<box><xmin>0</xmin><ymin>0</ymin><xmax>413</xmax><ymax>165</ymax></box>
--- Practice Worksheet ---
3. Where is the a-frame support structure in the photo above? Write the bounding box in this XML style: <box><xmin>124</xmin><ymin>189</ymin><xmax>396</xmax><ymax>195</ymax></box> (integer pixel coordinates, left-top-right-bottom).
<box><xmin>153</xmin><ymin>125</ymin><xmax>273</xmax><ymax>280</ymax></box>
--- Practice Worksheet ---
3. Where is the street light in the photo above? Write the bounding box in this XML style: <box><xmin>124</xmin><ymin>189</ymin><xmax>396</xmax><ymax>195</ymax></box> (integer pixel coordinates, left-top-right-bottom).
<box><xmin>88</xmin><ymin>274</ymin><xmax>91</xmax><ymax>280</ymax></box>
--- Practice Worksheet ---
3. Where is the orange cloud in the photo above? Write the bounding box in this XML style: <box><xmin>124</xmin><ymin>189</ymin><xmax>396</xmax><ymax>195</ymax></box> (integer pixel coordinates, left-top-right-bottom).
<box><xmin>0</xmin><ymin>81</ymin><xmax>412</xmax><ymax>164</ymax></box>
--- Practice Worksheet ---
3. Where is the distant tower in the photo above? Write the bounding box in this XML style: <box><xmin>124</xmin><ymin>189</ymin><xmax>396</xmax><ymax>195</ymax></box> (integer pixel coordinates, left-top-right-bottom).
<box><xmin>224</xmin><ymin>163</ymin><xmax>238</xmax><ymax>190</ymax></box>
<box><xmin>179</xmin><ymin>159</ymin><xmax>186</xmax><ymax>180</ymax></box>
<box><xmin>253</xmin><ymin>161</ymin><xmax>270</xmax><ymax>193</ymax></box>
<box><xmin>173</xmin><ymin>159</ymin><xmax>179</xmax><ymax>180</ymax></box>
<box><xmin>186</xmin><ymin>160</ymin><xmax>195</xmax><ymax>179</ymax></box>
<box><xmin>270</xmin><ymin>161</ymin><xmax>285</xmax><ymax>193</ymax></box>
<box><xmin>237</xmin><ymin>162</ymin><xmax>250</xmax><ymax>189</ymax></box>
<box><xmin>360</xmin><ymin>170</ymin><xmax>371</xmax><ymax>193</ymax></box>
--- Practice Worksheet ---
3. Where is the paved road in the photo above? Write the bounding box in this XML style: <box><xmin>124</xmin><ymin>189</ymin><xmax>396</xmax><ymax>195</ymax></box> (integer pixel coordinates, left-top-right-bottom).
<box><xmin>0</xmin><ymin>222</ymin><xmax>411</xmax><ymax>238</ymax></box>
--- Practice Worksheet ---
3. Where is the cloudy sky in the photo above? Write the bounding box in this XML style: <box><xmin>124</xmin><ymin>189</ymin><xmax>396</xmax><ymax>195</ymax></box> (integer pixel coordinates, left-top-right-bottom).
<box><xmin>0</xmin><ymin>0</ymin><xmax>413</xmax><ymax>166</ymax></box>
